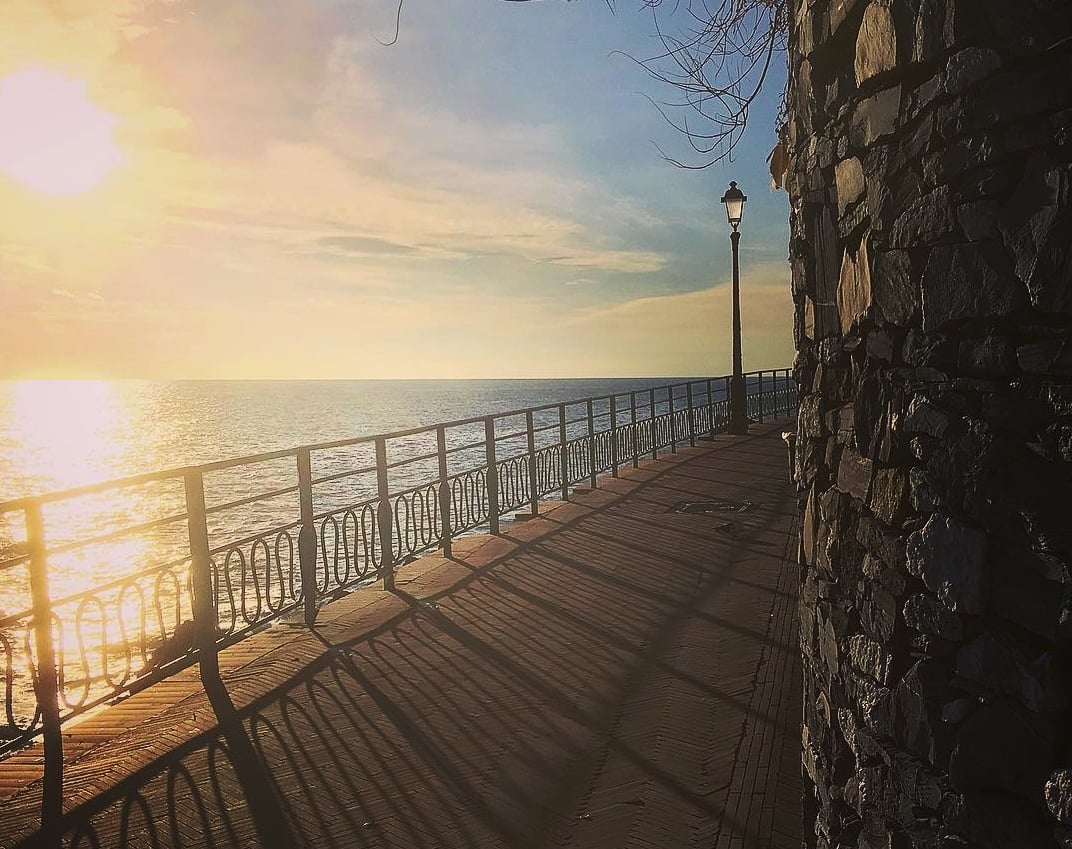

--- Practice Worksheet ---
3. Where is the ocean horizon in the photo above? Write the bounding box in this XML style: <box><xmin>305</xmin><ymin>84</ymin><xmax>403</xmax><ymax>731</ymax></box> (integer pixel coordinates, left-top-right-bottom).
<box><xmin>0</xmin><ymin>376</ymin><xmax>734</xmax><ymax>502</ymax></box>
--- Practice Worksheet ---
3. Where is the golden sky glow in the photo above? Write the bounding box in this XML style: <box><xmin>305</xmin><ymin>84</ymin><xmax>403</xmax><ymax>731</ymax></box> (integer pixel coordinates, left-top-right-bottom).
<box><xmin>0</xmin><ymin>0</ymin><xmax>793</xmax><ymax>379</ymax></box>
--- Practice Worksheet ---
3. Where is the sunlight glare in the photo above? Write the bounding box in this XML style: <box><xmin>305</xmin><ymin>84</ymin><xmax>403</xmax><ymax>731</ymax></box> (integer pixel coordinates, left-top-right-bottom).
<box><xmin>9</xmin><ymin>380</ymin><xmax>127</xmax><ymax>494</ymax></box>
<box><xmin>0</xmin><ymin>67</ymin><xmax>125</xmax><ymax>196</ymax></box>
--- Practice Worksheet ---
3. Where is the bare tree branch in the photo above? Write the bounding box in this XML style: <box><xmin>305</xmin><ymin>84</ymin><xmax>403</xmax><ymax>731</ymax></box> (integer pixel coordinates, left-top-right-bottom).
<box><xmin>377</xmin><ymin>0</ymin><xmax>406</xmax><ymax>46</ymax></box>
<box><xmin>379</xmin><ymin>0</ymin><xmax>785</xmax><ymax>167</ymax></box>
<box><xmin>636</xmin><ymin>0</ymin><xmax>787</xmax><ymax>168</ymax></box>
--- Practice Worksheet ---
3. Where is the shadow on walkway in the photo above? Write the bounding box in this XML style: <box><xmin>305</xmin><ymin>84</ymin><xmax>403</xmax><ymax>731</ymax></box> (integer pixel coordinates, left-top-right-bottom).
<box><xmin>13</xmin><ymin>426</ymin><xmax>801</xmax><ymax>849</ymax></box>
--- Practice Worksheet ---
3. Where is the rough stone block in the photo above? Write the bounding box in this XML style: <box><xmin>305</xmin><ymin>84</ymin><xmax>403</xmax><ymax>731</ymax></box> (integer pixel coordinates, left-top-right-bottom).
<box><xmin>849</xmin><ymin>633</ymin><xmax>892</xmax><ymax>685</ymax></box>
<box><xmin>949</xmin><ymin>699</ymin><xmax>1053</xmax><ymax>802</ymax></box>
<box><xmin>1047</xmin><ymin>770</ymin><xmax>1072</xmax><ymax>827</ymax></box>
<box><xmin>921</xmin><ymin>242</ymin><xmax>1025</xmax><ymax>331</ymax></box>
<box><xmin>855</xmin><ymin>1</ymin><xmax>897</xmax><ymax>85</ymax></box>
<box><xmin>906</xmin><ymin>515</ymin><xmax>988</xmax><ymax>614</ymax></box>
<box><xmin>886</xmin><ymin>659</ymin><xmax>955</xmax><ymax>768</ymax></box>
<box><xmin>871</xmin><ymin>249</ymin><xmax>918</xmax><ymax>326</ymax></box>
<box><xmin>837</xmin><ymin>446</ymin><xmax>873</xmax><ymax>502</ymax></box>
<box><xmin>941</xmin><ymin>48</ymin><xmax>1002</xmax><ymax>96</ymax></box>
<box><xmin>904</xmin><ymin>593</ymin><xmax>963</xmax><ymax>641</ymax></box>
<box><xmin>905</xmin><ymin>397</ymin><xmax>949</xmax><ymax>439</ymax></box>
<box><xmin>956</xmin><ymin>200</ymin><xmax>1001</xmax><ymax>241</ymax></box>
<box><xmin>913</xmin><ymin>0</ymin><xmax>955</xmax><ymax>64</ymax></box>
<box><xmin>862</xmin><ymin>550</ymin><xmax>906</xmax><ymax>596</ymax></box>
<box><xmin>958</xmin><ymin>790</ymin><xmax>1060</xmax><ymax>849</ymax></box>
<box><xmin>999</xmin><ymin>153</ymin><xmax>1063</xmax><ymax>286</ymax></box>
<box><xmin>838</xmin><ymin>242</ymin><xmax>873</xmax><ymax>334</ymax></box>
<box><xmin>990</xmin><ymin>559</ymin><xmax>1067</xmax><ymax>642</ymax></box>
<box><xmin>851</xmin><ymin>85</ymin><xmax>901</xmax><ymax>148</ymax></box>
<box><xmin>891</xmin><ymin>185</ymin><xmax>957</xmax><ymax>248</ymax></box>
<box><xmin>835</xmin><ymin>156</ymin><xmax>865</xmax><ymax>216</ymax></box>
<box><xmin>957</xmin><ymin>631</ymin><xmax>1068</xmax><ymax>712</ymax></box>
<box><xmin>861</xmin><ymin>585</ymin><xmax>898</xmax><ymax>643</ymax></box>
<box><xmin>869</xmin><ymin>467</ymin><xmax>908</xmax><ymax>527</ymax></box>
<box><xmin>957</xmin><ymin>335</ymin><xmax>1017</xmax><ymax>376</ymax></box>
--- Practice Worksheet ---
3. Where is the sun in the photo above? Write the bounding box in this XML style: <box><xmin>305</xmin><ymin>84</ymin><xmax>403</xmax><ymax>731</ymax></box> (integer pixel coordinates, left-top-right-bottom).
<box><xmin>0</xmin><ymin>67</ymin><xmax>125</xmax><ymax>196</ymax></box>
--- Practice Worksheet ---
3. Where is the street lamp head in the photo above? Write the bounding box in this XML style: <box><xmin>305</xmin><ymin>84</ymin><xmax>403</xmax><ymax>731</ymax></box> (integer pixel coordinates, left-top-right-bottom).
<box><xmin>720</xmin><ymin>180</ymin><xmax>747</xmax><ymax>231</ymax></box>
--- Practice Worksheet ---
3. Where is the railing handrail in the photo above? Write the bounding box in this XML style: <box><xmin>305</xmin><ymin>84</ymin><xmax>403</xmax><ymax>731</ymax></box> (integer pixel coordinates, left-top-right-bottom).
<box><xmin>0</xmin><ymin>371</ymin><xmax>783</xmax><ymax>513</ymax></box>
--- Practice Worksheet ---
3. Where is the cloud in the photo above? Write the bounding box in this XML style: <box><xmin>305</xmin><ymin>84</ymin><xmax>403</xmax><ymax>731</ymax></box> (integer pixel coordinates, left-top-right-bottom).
<box><xmin>51</xmin><ymin>288</ymin><xmax>103</xmax><ymax>301</ymax></box>
<box><xmin>314</xmin><ymin>235</ymin><xmax>417</xmax><ymax>257</ymax></box>
<box><xmin>560</xmin><ymin>260</ymin><xmax>795</xmax><ymax>374</ymax></box>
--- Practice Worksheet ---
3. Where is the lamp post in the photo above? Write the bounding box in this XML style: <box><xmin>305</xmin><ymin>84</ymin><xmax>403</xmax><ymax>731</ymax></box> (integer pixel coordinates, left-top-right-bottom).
<box><xmin>721</xmin><ymin>180</ymin><xmax>748</xmax><ymax>435</ymax></box>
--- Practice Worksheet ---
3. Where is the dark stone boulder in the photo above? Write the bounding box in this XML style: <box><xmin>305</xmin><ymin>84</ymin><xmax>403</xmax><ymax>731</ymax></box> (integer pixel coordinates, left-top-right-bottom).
<box><xmin>854</xmin><ymin>368</ymin><xmax>886</xmax><ymax>457</ymax></box>
<box><xmin>972</xmin><ymin>435</ymin><xmax>1072</xmax><ymax>558</ymax></box>
<box><xmin>874</xmin><ymin>659</ymin><xmax>956</xmax><ymax>768</ymax></box>
<box><xmin>921</xmin><ymin>242</ymin><xmax>1026</xmax><ymax>331</ymax></box>
<box><xmin>990</xmin><ymin>556</ymin><xmax>1068</xmax><ymax>642</ymax></box>
<box><xmin>837</xmin><ymin>446</ymin><xmax>873</xmax><ymax>502</ymax></box>
<box><xmin>949</xmin><ymin>699</ymin><xmax>1054</xmax><ymax>802</ymax></box>
<box><xmin>891</xmin><ymin>185</ymin><xmax>957</xmax><ymax>249</ymax></box>
<box><xmin>906</xmin><ymin>515</ymin><xmax>989</xmax><ymax>615</ymax></box>
<box><xmin>1046</xmin><ymin>769</ymin><xmax>1072</xmax><ymax>826</ymax></box>
<box><xmin>941</xmin><ymin>48</ymin><xmax>1002</xmax><ymax>97</ymax></box>
<box><xmin>956</xmin><ymin>791</ymin><xmax>1058</xmax><ymax>849</ymax></box>
<box><xmin>851</xmin><ymin>85</ymin><xmax>901</xmax><ymax>148</ymax></box>
<box><xmin>904</xmin><ymin>593</ymin><xmax>964</xmax><ymax>641</ymax></box>
<box><xmin>862</xmin><ymin>549</ymin><xmax>907</xmax><ymax>596</ymax></box>
<box><xmin>1018</xmin><ymin>339</ymin><xmax>1072</xmax><ymax>377</ymax></box>
<box><xmin>861</xmin><ymin>584</ymin><xmax>899</xmax><ymax>643</ymax></box>
<box><xmin>998</xmin><ymin>153</ymin><xmax>1060</xmax><ymax>278</ymax></box>
<box><xmin>904</xmin><ymin>397</ymin><xmax>950</xmax><ymax>439</ymax></box>
<box><xmin>869</xmin><ymin>466</ymin><xmax>909</xmax><ymax>527</ymax></box>
<box><xmin>849</xmin><ymin>633</ymin><xmax>893</xmax><ymax>685</ymax></box>
<box><xmin>957</xmin><ymin>335</ymin><xmax>1018</xmax><ymax>377</ymax></box>
<box><xmin>956</xmin><ymin>631</ymin><xmax>1069</xmax><ymax>712</ymax></box>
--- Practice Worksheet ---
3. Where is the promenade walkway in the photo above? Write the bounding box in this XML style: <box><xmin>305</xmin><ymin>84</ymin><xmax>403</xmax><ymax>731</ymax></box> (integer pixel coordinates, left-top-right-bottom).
<box><xmin>1</xmin><ymin>423</ymin><xmax>801</xmax><ymax>849</ymax></box>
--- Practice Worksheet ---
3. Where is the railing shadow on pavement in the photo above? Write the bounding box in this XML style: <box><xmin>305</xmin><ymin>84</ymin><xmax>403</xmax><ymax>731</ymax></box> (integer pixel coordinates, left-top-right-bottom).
<box><xmin>10</xmin><ymin>422</ymin><xmax>799</xmax><ymax>849</ymax></box>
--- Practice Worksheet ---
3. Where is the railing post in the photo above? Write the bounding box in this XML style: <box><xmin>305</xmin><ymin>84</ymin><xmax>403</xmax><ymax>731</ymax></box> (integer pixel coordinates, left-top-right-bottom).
<box><xmin>707</xmin><ymin>378</ymin><xmax>716</xmax><ymax>439</ymax></box>
<box><xmin>630</xmin><ymin>391</ymin><xmax>639</xmax><ymax>468</ymax></box>
<box><xmin>185</xmin><ymin>470</ymin><xmax>220</xmax><ymax>684</ymax></box>
<box><xmin>669</xmin><ymin>387</ymin><xmax>677</xmax><ymax>454</ymax></box>
<box><xmin>609</xmin><ymin>396</ymin><xmax>619</xmax><ymax>478</ymax></box>
<box><xmin>437</xmin><ymin>426</ymin><xmax>453</xmax><ymax>558</ymax></box>
<box><xmin>586</xmin><ymin>400</ymin><xmax>597</xmax><ymax>489</ymax></box>
<box><xmin>558</xmin><ymin>405</ymin><xmax>570</xmax><ymax>500</ymax></box>
<box><xmin>296</xmin><ymin>449</ymin><xmax>318</xmax><ymax>626</ymax></box>
<box><xmin>725</xmin><ymin>376</ymin><xmax>732</xmax><ymax>430</ymax></box>
<box><xmin>485</xmin><ymin>417</ymin><xmax>500</xmax><ymax>534</ymax></box>
<box><xmin>374</xmin><ymin>437</ymin><xmax>395</xmax><ymax>591</ymax></box>
<box><xmin>26</xmin><ymin>500</ymin><xmax>62</xmax><ymax>844</ymax></box>
<box><xmin>650</xmin><ymin>388</ymin><xmax>658</xmax><ymax>460</ymax></box>
<box><xmin>686</xmin><ymin>382</ymin><xmax>696</xmax><ymax>447</ymax></box>
<box><xmin>758</xmin><ymin>371</ymin><xmax>765</xmax><ymax>423</ymax></box>
<box><xmin>526</xmin><ymin>411</ymin><xmax>539</xmax><ymax>516</ymax></box>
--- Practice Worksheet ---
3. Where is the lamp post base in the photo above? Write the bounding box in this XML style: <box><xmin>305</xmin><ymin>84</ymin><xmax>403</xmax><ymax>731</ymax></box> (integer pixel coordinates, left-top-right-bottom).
<box><xmin>728</xmin><ymin>373</ymin><xmax>748</xmax><ymax>435</ymax></box>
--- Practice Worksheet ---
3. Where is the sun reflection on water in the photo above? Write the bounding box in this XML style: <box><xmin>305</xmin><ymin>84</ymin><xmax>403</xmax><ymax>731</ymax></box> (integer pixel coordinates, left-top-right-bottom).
<box><xmin>0</xmin><ymin>381</ymin><xmax>176</xmax><ymax>726</ymax></box>
<box><xmin>6</xmin><ymin>380</ymin><xmax>130</xmax><ymax>497</ymax></box>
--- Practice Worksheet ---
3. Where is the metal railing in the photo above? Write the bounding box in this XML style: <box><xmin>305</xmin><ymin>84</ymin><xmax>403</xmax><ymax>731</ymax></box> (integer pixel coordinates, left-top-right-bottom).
<box><xmin>0</xmin><ymin>369</ymin><xmax>797</xmax><ymax>826</ymax></box>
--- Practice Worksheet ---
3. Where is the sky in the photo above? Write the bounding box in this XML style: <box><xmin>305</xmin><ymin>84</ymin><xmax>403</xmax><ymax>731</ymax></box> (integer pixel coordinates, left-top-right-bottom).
<box><xmin>0</xmin><ymin>0</ymin><xmax>792</xmax><ymax>379</ymax></box>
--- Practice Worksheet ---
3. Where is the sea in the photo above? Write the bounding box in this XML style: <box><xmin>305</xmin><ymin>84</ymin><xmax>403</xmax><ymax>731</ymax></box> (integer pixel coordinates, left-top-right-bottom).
<box><xmin>0</xmin><ymin>378</ymin><xmax>723</xmax><ymax>502</ymax></box>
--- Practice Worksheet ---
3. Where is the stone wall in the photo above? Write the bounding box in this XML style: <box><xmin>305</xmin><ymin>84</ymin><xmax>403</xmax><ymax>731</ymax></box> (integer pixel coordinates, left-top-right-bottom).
<box><xmin>786</xmin><ymin>1</ymin><xmax>1072</xmax><ymax>846</ymax></box>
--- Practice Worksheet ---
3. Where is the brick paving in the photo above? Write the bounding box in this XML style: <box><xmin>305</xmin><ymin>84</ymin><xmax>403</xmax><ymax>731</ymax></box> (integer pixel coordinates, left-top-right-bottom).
<box><xmin>1</xmin><ymin>423</ymin><xmax>801</xmax><ymax>849</ymax></box>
